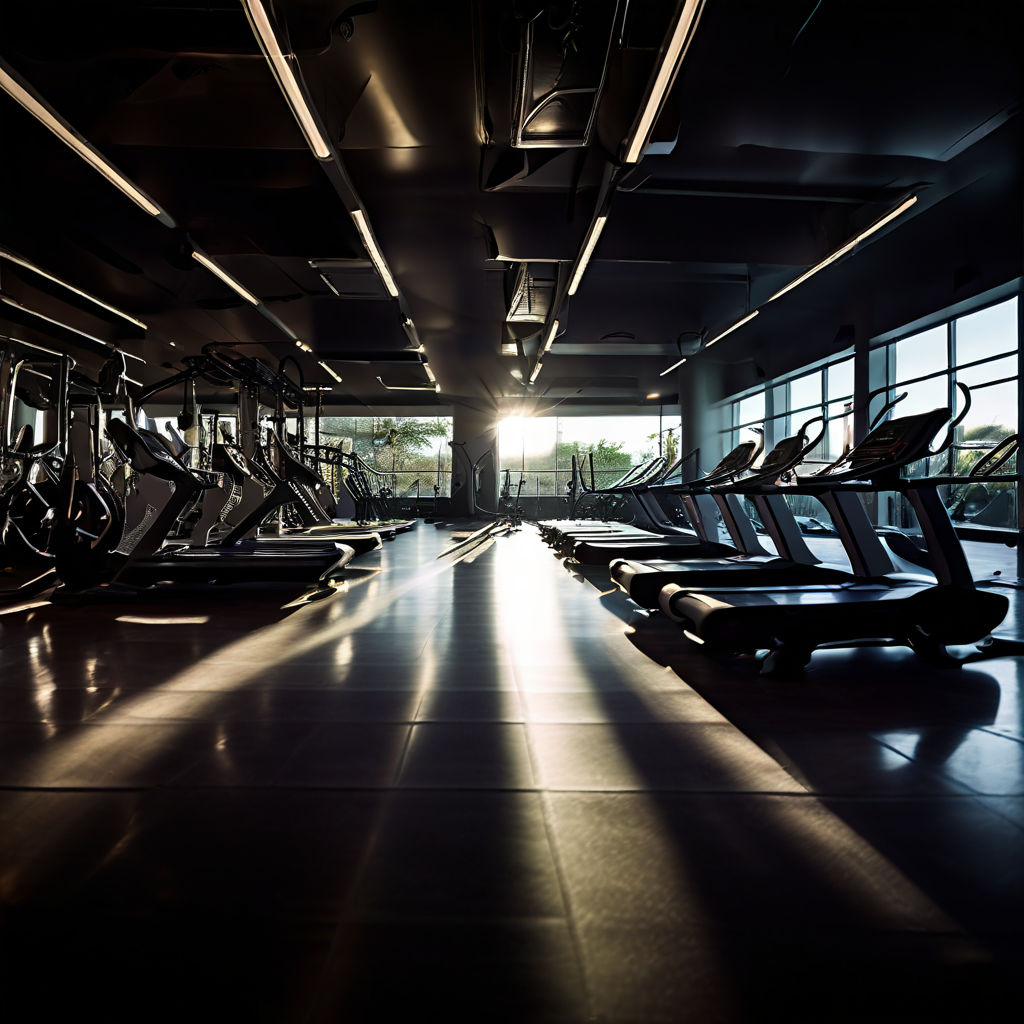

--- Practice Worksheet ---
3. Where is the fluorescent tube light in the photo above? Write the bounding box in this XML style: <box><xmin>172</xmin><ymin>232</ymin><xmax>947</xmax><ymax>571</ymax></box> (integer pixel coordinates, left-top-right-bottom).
<box><xmin>294</xmin><ymin>340</ymin><xmax>313</xmax><ymax>353</ymax></box>
<box><xmin>529</xmin><ymin>361</ymin><xmax>542</xmax><ymax>384</ymax></box>
<box><xmin>706</xmin><ymin>310</ymin><xmax>758</xmax><ymax>347</ymax></box>
<box><xmin>768</xmin><ymin>195</ymin><xmax>918</xmax><ymax>304</ymax></box>
<box><xmin>375</xmin><ymin>376</ymin><xmax>438</xmax><ymax>392</ymax></box>
<box><xmin>567</xmin><ymin>217</ymin><xmax>607</xmax><ymax>296</ymax></box>
<box><xmin>659</xmin><ymin>357</ymin><xmax>686</xmax><ymax>377</ymax></box>
<box><xmin>0</xmin><ymin>248</ymin><xmax>147</xmax><ymax>330</ymax></box>
<box><xmin>241</xmin><ymin>0</ymin><xmax>332</xmax><ymax>160</ymax></box>
<box><xmin>319</xmin><ymin>361</ymin><xmax>343</xmax><ymax>383</ymax></box>
<box><xmin>0</xmin><ymin>63</ymin><xmax>173</xmax><ymax>225</ymax></box>
<box><xmin>0</xmin><ymin>293</ymin><xmax>111</xmax><ymax>349</ymax></box>
<box><xmin>623</xmin><ymin>0</ymin><xmax>706</xmax><ymax>164</ymax></box>
<box><xmin>540</xmin><ymin>319</ymin><xmax>559</xmax><ymax>354</ymax></box>
<box><xmin>350</xmin><ymin>209</ymin><xmax>399</xmax><ymax>297</ymax></box>
<box><xmin>191</xmin><ymin>251</ymin><xmax>259</xmax><ymax>306</ymax></box>
<box><xmin>423</xmin><ymin>362</ymin><xmax>437</xmax><ymax>383</ymax></box>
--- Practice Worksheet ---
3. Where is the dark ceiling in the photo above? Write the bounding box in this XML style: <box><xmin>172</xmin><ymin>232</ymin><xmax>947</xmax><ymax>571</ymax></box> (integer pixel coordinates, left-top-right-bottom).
<box><xmin>0</xmin><ymin>0</ymin><xmax>1020</xmax><ymax>411</ymax></box>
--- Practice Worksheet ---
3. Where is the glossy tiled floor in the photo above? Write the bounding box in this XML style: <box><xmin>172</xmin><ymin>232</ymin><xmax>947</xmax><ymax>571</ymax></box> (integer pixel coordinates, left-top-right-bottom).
<box><xmin>1</xmin><ymin>525</ymin><xmax>1022</xmax><ymax>1021</ymax></box>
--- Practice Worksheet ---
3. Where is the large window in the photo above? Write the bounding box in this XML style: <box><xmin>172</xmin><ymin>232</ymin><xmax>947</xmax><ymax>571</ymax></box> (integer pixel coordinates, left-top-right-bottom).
<box><xmin>723</xmin><ymin>352</ymin><xmax>854</xmax><ymax>465</ymax></box>
<box><xmin>318</xmin><ymin>416</ymin><xmax>454</xmax><ymax>497</ymax></box>
<box><xmin>876</xmin><ymin>295</ymin><xmax>1019</xmax><ymax>546</ymax></box>
<box><xmin>499</xmin><ymin>414</ymin><xmax>675</xmax><ymax>496</ymax></box>
<box><xmin>714</xmin><ymin>291</ymin><xmax>1020</xmax><ymax>576</ymax></box>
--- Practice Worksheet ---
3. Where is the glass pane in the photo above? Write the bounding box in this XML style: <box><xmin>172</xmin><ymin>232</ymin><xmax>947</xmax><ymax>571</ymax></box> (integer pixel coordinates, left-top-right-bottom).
<box><xmin>827</xmin><ymin>357</ymin><xmax>854</xmax><ymax>400</ymax></box>
<box><xmin>955</xmin><ymin>354</ymin><xmax>1017</xmax><ymax>388</ymax></box>
<box><xmin>737</xmin><ymin>392</ymin><xmax>764</xmax><ymax>425</ymax></box>
<box><xmin>895</xmin><ymin>376</ymin><xmax>949</xmax><ymax>416</ymax></box>
<box><xmin>768</xmin><ymin>415</ymin><xmax>789</xmax><ymax>447</ymax></box>
<box><xmin>555</xmin><ymin>415</ymin><xmax>659</xmax><ymax>469</ymax></box>
<box><xmin>959</xmin><ymin>380</ymin><xmax>1017</xmax><ymax>446</ymax></box>
<box><xmin>321</xmin><ymin>416</ymin><xmax>454</xmax><ymax>496</ymax></box>
<box><xmin>789</xmin><ymin>371</ymin><xmax>822</xmax><ymax>412</ymax></box>
<box><xmin>826</xmin><ymin>400</ymin><xmax>854</xmax><ymax>461</ymax></box>
<box><xmin>893</xmin><ymin>325</ymin><xmax>948</xmax><ymax>383</ymax></box>
<box><xmin>955</xmin><ymin>297</ymin><xmax>1019</xmax><ymax>364</ymax></box>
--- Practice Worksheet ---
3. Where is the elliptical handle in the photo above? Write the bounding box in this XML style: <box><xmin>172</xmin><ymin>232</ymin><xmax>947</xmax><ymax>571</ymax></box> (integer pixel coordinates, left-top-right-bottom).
<box><xmin>930</xmin><ymin>382</ymin><xmax>971</xmax><ymax>457</ymax></box>
<box><xmin>795</xmin><ymin>414</ymin><xmax>827</xmax><ymax>461</ymax></box>
<box><xmin>969</xmin><ymin>433</ymin><xmax>1019</xmax><ymax>477</ymax></box>
<box><xmin>869</xmin><ymin>390</ymin><xmax>908</xmax><ymax>430</ymax></box>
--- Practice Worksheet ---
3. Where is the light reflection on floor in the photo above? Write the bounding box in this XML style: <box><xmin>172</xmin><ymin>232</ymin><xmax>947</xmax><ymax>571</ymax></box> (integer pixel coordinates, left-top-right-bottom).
<box><xmin>0</xmin><ymin>523</ymin><xmax>1020</xmax><ymax>1020</ymax></box>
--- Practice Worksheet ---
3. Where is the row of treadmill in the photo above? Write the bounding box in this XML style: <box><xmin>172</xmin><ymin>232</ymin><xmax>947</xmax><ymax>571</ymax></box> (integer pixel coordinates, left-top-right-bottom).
<box><xmin>542</xmin><ymin>385</ymin><xmax>1019</xmax><ymax>674</ymax></box>
<box><xmin>0</xmin><ymin>338</ymin><xmax>416</xmax><ymax>600</ymax></box>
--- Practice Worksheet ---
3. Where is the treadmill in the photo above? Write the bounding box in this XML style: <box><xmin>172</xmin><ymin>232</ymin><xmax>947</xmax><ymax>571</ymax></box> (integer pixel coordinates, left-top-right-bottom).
<box><xmin>542</xmin><ymin>443</ymin><xmax>761</xmax><ymax>555</ymax></box>
<box><xmin>538</xmin><ymin>455</ymin><xmax>669</xmax><ymax>543</ymax></box>
<box><xmin>568</xmin><ymin>435</ymin><xmax>767</xmax><ymax>564</ymax></box>
<box><xmin>609</xmin><ymin>416</ymin><xmax>865</xmax><ymax>606</ymax></box>
<box><xmin>659</xmin><ymin>388</ymin><xmax>1008</xmax><ymax>671</ymax></box>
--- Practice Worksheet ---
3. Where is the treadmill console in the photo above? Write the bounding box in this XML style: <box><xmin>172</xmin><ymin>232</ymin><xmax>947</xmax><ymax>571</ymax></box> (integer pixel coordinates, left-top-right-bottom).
<box><xmin>822</xmin><ymin>407</ymin><xmax>951</xmax><ymax>479</ymax></box>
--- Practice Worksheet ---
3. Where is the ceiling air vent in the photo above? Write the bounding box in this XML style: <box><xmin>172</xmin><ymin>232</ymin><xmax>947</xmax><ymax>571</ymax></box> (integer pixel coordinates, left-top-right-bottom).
<box><xmin>309</xmin><ymin>259</ymin><xmax>391</xmax><ymax>300</ymax></box>
<box><xmin>506</xmin><ymin>263</ymin><xmax>553</xmax><ymax>324</ymax></box>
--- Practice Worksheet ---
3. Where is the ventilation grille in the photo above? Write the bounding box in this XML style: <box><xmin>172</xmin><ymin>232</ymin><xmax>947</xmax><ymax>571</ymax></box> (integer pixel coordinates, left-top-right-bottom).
<box><xmin>506</xmin><ymin>264</ymin><xmax>553</xmax><ymax>323</ymax></box>
<box><xmin>310</xmin><ymin>259</ymin><xmax>390</xmax><ymax>299</ymax></box>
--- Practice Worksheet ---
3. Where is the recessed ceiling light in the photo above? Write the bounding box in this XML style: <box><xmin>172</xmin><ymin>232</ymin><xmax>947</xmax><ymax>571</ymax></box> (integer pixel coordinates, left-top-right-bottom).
<box><xmin>319</xmin><ymin>361</ymin><xmax>343</xmax><ymax>382</ymax></box>
<box><xmin>540</xmin><ymin>319</ymin><xmax>560</xmax><ymax>354</ymax></box>
<box><xmin>241</xmin><ymin>0</ymin><xmax>332</xmax><ymax>159</ymax></box>
<box><xmin>706</xmin><ymin>310</ymin><xmax>759</xmax><ymax>347</ymax></box>
<box><xmin>191</xmin><ymin>251</ymin><xmax>259</xmax><ymax>306</ymax></box>
<box><xmin>349</xmin><ymin>209</ymin><xmax>399</xmax><ymax>298</ymax></box>
<box><xmin>623</xmin><ymin>0</ymin><xmax>706</xmax><ymax>165</ymax></box>
<box><xmin>0</xmin><ymin>293</ymin><xmax>112</xmax><ymax>350</ymax></box>
<box><xmin>0</xmin><ymin>62</ymin><xmax>174</xmax><ymax>225</ymax></box>
<box><xmin>768</xmin><ymin>196</ymin><xmax>919</xmax><ymax>303</ymax></box>
<box><xmin>0</xmin><ymin>248</ymin><xmax>147</xmax><ymax>330</ymax></box>
<box><xmin>567</xmin><ymin>218</ymin><xmax>607</xmax><ymax>296</ymax></box>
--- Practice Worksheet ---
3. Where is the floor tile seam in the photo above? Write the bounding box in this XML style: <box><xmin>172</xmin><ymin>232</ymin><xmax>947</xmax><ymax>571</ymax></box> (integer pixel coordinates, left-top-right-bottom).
<box><xmin>507</xmin><ymin>605</ymin><xmax>598</xmax><ymax>1023</ymax></box>
<box><xmin>872</xmin><ymin>736</ymin><xmax>1006</xmax><ymax>797</ymax></box>
<box><xmin>390</xmin><ymin>716</ymin><xmax>421</xmax><ymax>784</ymax></box>
<box><xmin>968</xmin><ymin>799</ymin><xmax>1024</xmax><ymax>835</ymax></box>
<box><xmin>978</xmin><ymin>725</ymin><xmax>1024</xmax><ymax>747</ymax></box>
<box><xmin>549</xmin><ymin>545</ymin><xmax>828</xmax><ymax>802</ymax></box>
<box><xmin>301</xmin><ymin>785</ymin><xmax>407</xmax><ymax>1024</ymax></box>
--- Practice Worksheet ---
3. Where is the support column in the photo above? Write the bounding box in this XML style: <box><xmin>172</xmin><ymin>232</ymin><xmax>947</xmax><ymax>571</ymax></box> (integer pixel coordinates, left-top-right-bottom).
<box><xmin>678</xmin><ymin>358</ymin><xmax>728</xmax><ymax>478</ymax></box>
<box><xmin>451</xmin><ymin>404</ymin><xmax>498</xmax><ymax>517</ymax></box>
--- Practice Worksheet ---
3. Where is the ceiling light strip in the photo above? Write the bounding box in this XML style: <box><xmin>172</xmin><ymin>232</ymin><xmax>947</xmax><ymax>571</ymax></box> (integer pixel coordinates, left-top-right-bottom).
<box><xmin>706</xmin><ymin>310</ymin><xmax>759</xmax><ymax>348</ymax></box>
<box><xmin>191</xmin><ymin>251</ymin><xmax>260</xmax><ymax>306</ymax></box>
<box><xmin>376</xmin><ymin>376</ymin><xmax>439</xmax><ymax>393</ymax></box>
<box><xmin>529</xmin><ymin>361</ymin><xmax>542</xmax><ymax>384</ymax></box>
<box><xmin>659</xmin><ymin>356</ymin><xmax>686</xmax><ymax>377</ymax></box>
<box><xmin>0</xmin><ymin>247</ymin><xmax>147</xmax><ymax>330</ymax></box>
<box><xmin>350</xmin><ymin>209</ymin><xmax>400</xmax><ymax>298</ymax></box>
<box><xmin>567</xmin><ymin>218</ymin><xmax>607</xmax><ymax>296</ymax></box>
<box><xmin>319</xmin><ymin>361</ymin><xmax>343</xmax><ymax>383</ymax></box>
<box><xmin>241</xmin><ymin>0</ymin><xmax>332</xmax><ymax>159</ymax></box>
<box><xmin>0</xmin><ymin>63</ymin><xmax>174</xmax><ymax>225</ymax></box>
<box><xmin>623</xmin><ymin>0</ymin><xmax>707</xmax><ymax>165</ymax></box>
<box><xmin>540</xmin><ymin>318</ymin><xmax>559</xmax><ymax>354</ymax></box>
<box><xmin>1</xmin><ymin>293</ymin><xmax>112</xmax><ymax>350</ymax></box>
<box><xmin>768</xmin><ymin>195</ymin><xmax>919</xmax><ymax>303</ymax></box>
